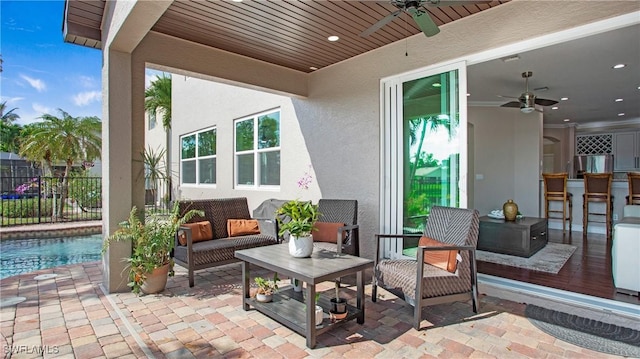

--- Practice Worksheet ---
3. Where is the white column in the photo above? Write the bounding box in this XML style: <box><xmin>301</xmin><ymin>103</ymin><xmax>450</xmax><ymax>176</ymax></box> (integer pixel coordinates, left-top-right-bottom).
<box><xmin>102</xmin><ymin>48</ymin><xmax>146</xmax><ymax>293</ymax></box>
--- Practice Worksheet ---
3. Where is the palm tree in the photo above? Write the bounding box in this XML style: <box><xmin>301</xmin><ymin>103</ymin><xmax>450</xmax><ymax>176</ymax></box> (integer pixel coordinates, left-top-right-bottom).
<box><xmin>144</xmin><ymin>74</ymin><xmax>172</xmax><ymax>203</ymax></box>
<box><xmin>19</xmin><ymin>109</ymin><xmax>101</xmax><ymax>219</ymax></box>
<box><xmin>1</xmin><ymin>101</ymin><xmax>20</xmax><ymax>124</ymax></box>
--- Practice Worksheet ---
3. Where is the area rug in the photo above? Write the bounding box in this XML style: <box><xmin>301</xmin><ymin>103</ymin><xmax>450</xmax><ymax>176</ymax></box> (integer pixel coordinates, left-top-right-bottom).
<box><xmin>525</xmin><ymin>304</ymin><xmax>640</xmax><ymax>356</ymax></box>
<box><xmin>476</xmin><ymin>243</ymin><xmax>576</xmax><ymax>274</ymax></box>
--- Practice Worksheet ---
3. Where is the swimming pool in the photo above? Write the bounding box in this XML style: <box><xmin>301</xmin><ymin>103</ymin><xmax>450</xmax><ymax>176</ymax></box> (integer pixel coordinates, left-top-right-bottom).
<box><xmin>0</xmin><ymin>234</ymin><xmax>103</xmax><ymax>279</ymax></box>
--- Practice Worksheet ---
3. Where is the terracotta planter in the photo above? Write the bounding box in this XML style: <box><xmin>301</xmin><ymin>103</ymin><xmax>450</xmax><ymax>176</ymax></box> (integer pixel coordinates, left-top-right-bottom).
<box><xmin>289</xmin><ymin>235</ymin><xmax>314</xmax><ymax>257</ymax></box>
<box><xmin>140</xmin><ymin>263</ymin><xmax>170</xmax><ymax>294</ymax></box>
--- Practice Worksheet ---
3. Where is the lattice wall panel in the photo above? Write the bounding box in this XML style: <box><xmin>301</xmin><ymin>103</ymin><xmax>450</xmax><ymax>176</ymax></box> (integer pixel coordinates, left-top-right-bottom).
<box><xmin>576</xmin><ymin>134</ymin><xmax>613</xmax><ymax>155</ymax></box>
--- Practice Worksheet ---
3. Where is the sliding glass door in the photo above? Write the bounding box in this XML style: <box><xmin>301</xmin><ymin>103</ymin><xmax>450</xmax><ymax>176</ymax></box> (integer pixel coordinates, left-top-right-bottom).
<box><xmin>381</xmin><ymin>62</ymin><xmax>468</xmax><ymax>257</ymax></box>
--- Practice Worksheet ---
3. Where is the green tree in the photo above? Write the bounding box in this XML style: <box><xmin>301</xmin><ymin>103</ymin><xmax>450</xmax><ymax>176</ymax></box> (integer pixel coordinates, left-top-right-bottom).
<box><xmin>144</xmin><ymin>74</ymin><xmax>172</xmax><ymax>201</ymax></box>
<box><xmin>0</xmin><ymin>121</ymin><xmax>22</xmax><ymax>153</ymax></box>
<box><xmin>19</xmin><ymin>109</ymin><xmax>101</xmax><ymax>219</ymax></box>
<box><xmin>1</xmin><ymin>101</ymin><xmax>20</xmax><ymax>124</ymax></box>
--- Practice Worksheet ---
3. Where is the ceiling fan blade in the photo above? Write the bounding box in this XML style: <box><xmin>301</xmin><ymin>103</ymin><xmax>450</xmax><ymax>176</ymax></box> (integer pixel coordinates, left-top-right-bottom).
<box><xmin>406</xmin><ymin>7</ymin><xmax>440</xmax><ymax>37</ymax></box>
<box><xmin>534</xmin><ymin>98</ymin><xmax>559</xmax><ymax>106</ymax></box>
<box><xmin>360</xmin><ymin>10</ymin><xmax>402</xmax><ymax>37</ymax></box>
<box><xmin>500</xmin><ymin>101</ymin><xmax>521</xmax><ymax>108</ymax></box>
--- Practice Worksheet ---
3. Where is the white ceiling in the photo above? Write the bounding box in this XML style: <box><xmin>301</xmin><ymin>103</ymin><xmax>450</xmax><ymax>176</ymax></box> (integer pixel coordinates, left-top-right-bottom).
<box><xmin>467</xmin><ymin>23</ymin><xmax>640</xmax><ymax>127</ymax></box>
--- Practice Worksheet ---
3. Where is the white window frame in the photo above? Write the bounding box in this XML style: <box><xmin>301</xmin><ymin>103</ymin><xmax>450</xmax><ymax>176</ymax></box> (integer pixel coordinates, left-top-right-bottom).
<box><xmin>180</xmin><ymin>126</ymin><xmax>217</xmax><ymax>187</ymax></box>
<box><xmin>234</xmin><ymin>109</ymin><xmax>281</xmax><ymax>190</ymax></box>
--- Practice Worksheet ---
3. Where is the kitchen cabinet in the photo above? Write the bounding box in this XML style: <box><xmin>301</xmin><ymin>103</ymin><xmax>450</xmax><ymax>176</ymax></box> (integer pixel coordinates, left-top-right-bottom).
<box><xmin>613</xmin><ymin>131</ymin><xmax>640</xmax><ymax>171</ymax></box>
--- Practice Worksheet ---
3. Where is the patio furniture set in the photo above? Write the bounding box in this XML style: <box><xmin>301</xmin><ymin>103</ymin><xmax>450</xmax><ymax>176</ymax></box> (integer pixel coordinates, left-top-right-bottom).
<box><xmin>173</xmin><ymin>197</ymin><xmax>481</xmax><ymax>348</ymax></box>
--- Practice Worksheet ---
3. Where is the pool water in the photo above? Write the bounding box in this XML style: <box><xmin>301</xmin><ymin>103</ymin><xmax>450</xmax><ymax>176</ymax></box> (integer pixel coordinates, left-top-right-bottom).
<box><xmin>0</xmin><ymin>234</ymin><xmax>103</xmax><ymax>279</ymax></box>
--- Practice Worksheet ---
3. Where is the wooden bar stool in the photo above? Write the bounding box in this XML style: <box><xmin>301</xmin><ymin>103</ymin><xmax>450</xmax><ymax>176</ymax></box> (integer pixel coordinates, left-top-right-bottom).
<box><xmin>542</xmin><ymin>172</ymin><xmax>572</xmax><ymax>234</ymax></box>
<box><xmin>583</xmin><ymin>173</ymin><xmax>613</xmax><ymax>238</ymax></box>
<box><xmin>626</xmin><ymin>172</ymin><xmax>640</xmax><ymax>205</ymax></box>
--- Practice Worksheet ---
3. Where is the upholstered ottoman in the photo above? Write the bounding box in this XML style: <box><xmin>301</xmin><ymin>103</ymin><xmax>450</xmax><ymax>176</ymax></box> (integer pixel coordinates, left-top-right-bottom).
<box><xmin>612</xmin><ymin>205</ymin><xmax>640</xmax><ymax>295</ymax></box>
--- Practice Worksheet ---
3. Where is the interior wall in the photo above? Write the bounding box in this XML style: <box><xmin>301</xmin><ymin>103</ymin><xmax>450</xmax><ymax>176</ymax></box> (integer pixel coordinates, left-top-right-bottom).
<box><xmin>468</xmin><ymin>107</ymin><xmax>541</xmax><ymax>216</ymax></box>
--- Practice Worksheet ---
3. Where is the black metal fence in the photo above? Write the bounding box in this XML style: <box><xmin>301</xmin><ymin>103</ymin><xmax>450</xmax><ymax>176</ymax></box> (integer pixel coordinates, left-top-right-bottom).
<box><xmin>1</xmin><ymin>176</ymin><xmax>172</xmax><ymax>227</ymax></box>
<box><xmin>0</xmin><ymin>176</ymin><xmax>102</xmax><ymax>227</ymax></box>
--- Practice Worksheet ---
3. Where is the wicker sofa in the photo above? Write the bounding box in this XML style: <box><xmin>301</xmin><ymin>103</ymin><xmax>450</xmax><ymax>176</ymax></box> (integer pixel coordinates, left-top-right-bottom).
<box><xmin>173</xmin><ymin>197</ymin><xmax>279</xmax><ymax>287</ymax></box>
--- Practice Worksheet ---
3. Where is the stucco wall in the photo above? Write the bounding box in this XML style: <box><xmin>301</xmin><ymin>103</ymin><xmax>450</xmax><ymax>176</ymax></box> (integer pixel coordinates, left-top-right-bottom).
<box><xmin>171</xmin><ymin>76</ymin><xmax>321</xmax><ymax>210</ymax></box>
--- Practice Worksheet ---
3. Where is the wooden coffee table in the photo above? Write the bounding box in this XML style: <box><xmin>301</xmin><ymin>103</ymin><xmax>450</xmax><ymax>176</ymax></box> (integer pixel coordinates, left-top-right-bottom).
<box><xmin>478</xmin><ymin>216</ymin><xmax>548</xmax><ymax>257</ymax></box>
<box><xmin>235</xmin><ymin>244</ymin><xmax>373</xmax><ymax>348</ymax></box>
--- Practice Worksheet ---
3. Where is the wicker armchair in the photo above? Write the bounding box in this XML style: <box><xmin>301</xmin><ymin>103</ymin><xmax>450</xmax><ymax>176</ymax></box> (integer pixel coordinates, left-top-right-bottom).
<box><xmin>313</xmin><ymin>199</ymin><xmax>360</xmax><ymax>256</ymax></box>
<box><xmin>372</xmin><ymin>206</ymin><xmax>480</xmax><ymax>330</ymax></box>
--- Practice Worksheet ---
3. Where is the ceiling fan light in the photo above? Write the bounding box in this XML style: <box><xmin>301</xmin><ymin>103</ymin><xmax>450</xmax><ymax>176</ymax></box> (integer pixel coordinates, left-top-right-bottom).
<box><xmin>520</xmin><ymin>106</ymin><xmax>535</xmax><ymax>114</ymax></box>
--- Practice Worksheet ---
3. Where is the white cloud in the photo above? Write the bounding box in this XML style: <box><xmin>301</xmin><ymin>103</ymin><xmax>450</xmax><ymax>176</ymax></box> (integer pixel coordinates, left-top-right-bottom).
<box><xmin>20</xmin><ymin>74</ymin><xmax>47</xmax><ymax>92</ymax></box>
<box><xmin>78</xmin><ymin>75</ymin><xmax>96</xmax><ymax>88</ymax></box>
<box><xmin>32</xmin><ymin>103</ymin><xmax>54</xmax><ymax>116</ymax></box>
<box><xmin>1</xmin><ymin>96</ymin><xmax>25</xmax><ymax>105</ymax></box>
<box><xmin>72</xmin><ymin>91</ymin><xmax>101</xmax><ymax>106</ymax></box>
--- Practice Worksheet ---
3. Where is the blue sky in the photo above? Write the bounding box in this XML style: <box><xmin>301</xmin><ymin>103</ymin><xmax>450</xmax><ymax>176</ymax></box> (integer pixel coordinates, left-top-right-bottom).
<box><xmin>1</xmin><ymin>1</ymin><xmax>103</xmax><ymax>125</ymax></box>
<box><xmin>1</xmin><ymin>1</ymin><xmax>163</xmax><ymax>126</ymax></box>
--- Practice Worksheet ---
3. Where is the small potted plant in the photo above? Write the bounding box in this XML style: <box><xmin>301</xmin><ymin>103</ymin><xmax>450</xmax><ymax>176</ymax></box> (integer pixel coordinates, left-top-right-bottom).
<box><xmin>276</xmin><ymin>200</ymin><xmax>320</xmax><ymax>257</ymax></box>
<box><xmin>255</xmin><ymin>273</ymin><xmax>279</xmax><ymax>302</ymax></box>
<box><xmin>330</xmin><ymin>281</ymin><xmax>347</xmax><ymax>319</ymax></box>
<box><xmin>103</xmin><ymin>202</ymin><xmax>203</xmax><ymax>295</ymax></box>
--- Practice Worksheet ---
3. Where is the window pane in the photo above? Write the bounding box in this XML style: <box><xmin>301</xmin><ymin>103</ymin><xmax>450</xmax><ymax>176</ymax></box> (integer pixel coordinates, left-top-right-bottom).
<box><xmin>237</xmin><ymin>154</ymin><xmax>254</xmax><ymax>185</ymax></box>
<box><xmin>199</xmin><ymin>158</ymin><xmax>216</xmax><ymax>184</ymax></box>
<box><xmin>182</xmin><ymin>160</ymin><xmax>196</xmax><ymax>184</ymax></box>
<box><xmin>258</xmin><ymin>112</ymin><xmax>280</xmax><ymax>149</ymax></box>
<box><xmin>235</xmin><ymin>119</ymin><xmax>254</xmax><ymax>151</ymax></box>
<box><xmin>402</xmin><ymin>71</ymin><xmax>460</xmax><ymax>234</ymax></box>
<box><xmin>198</xmin><ymin>129</ymin><xmax>216</xmax><ymax>156</ymax></box>
<box><xmin>181</xmin><ymin>135</ymin><xmax>196</xmax><ymax>159</ymax></box>
<box><xmin>260</xmin><ymin>151</ymin><xmax>280</xmax><ymax>185</ymax></box>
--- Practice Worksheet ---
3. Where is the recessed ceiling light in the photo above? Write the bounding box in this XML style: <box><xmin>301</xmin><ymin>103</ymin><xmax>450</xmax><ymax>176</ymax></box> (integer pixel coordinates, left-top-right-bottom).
<box><xmin>309</xmin><ymin>66</ymin><xmax>318</xmax><ymax>71</ymax></box>
<box><xmin>432</xmin><ymin>82</ymin><xmax>441</xmax><ymax>88</ymax></box>
<box><xmin>613</xmin><ymin>64</ymin><xmax>626</xmax><ymax>69</ymax></box>
<box><xmin>327</xmin><ymin>35</ymin><xmax>339</xmax><ymax>42</ymax></box>
<box><xmin>615</xmin><ymin>98</ymin><xmax>623</xmax><ymax>102</ymax></box>
<box><xmin>618</xmin><ymin>113</ymin><xmax>625</xmax><ymax>116</ymax></box>
<box><xmin>551</xmin><ymin>106</ymin><xmax>558</xmax><ymax>110</ymax></box>
<box><xmin>563</xmin><ymin>119</ymin><xmax>570</xmax><ymax>122</ymax></box>
<box><xmin>560</xmin><ymin>97</ymin><xmax>569</xmax><ymax>101</ymax></box>
<box><xmin>232</xmin><ymin>0</ymin><xmax>243</xmax><ymax>2</ymax></box>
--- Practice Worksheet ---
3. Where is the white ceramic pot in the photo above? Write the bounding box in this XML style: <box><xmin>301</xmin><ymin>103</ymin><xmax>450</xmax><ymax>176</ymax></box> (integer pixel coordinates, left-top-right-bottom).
<box><xmin>315</xmin><ymin>305</ymin><xmax>323</xmax><ymax>326</ymax></box>
<box><xmin>288</xmin><ymin>235</ymin><xmax>314</xmax><ymax>257</ymax></box>
<box><xmin>293</xmin><ymin>278</ymin><xmax>302</xmax><ymax>292</ymax></box>
<box><xmin>256</xmin><ymin>293</ymin><xmax>273</xmax><ymax>302</ymax></box>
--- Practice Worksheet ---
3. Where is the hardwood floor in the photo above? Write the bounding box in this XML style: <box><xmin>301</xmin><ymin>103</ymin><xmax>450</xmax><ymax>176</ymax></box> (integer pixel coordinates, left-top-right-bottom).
<box><xmin>477</xmin><ymin>228</ymin><xmax>640</xmax><ymax>306</ymax></box>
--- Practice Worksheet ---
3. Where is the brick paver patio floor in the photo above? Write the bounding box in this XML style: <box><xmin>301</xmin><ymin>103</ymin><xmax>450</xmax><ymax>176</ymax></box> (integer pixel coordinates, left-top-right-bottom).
<box><xmin>0</xmin><ymin>260</ymin><xmax>627</xmax><ymax>358</ymax></box>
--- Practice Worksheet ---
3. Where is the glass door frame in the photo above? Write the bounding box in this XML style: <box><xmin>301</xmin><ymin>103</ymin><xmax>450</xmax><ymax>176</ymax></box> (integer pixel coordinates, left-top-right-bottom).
<box><xmin>379</xmin><ymin>61</ymin><xmax>468</xmax><ymax>258</ymax></box>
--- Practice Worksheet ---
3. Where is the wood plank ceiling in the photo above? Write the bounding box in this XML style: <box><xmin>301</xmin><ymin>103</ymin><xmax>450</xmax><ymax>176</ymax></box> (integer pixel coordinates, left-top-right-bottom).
<box><xmin>64</xmin><ymin>0</ymin><xmax>508</xmax><ymax>73</ymax></box>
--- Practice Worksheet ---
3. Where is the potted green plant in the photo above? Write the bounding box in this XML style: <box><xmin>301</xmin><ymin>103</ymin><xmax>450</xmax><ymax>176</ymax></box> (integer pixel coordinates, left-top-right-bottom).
<box><xmin>255</xmin><ymin>273</ymin><xmax>279</xmax><ymax>302</ymax></box>
<box><xmin>104</xmin><ymin>202</ymin><xmax>203</xmax><ymax>294</ymax></box>
<box><xmin>276</xmin><ymin>200</ymin><xmax>320</xmax><ymax>257</ymax></box>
